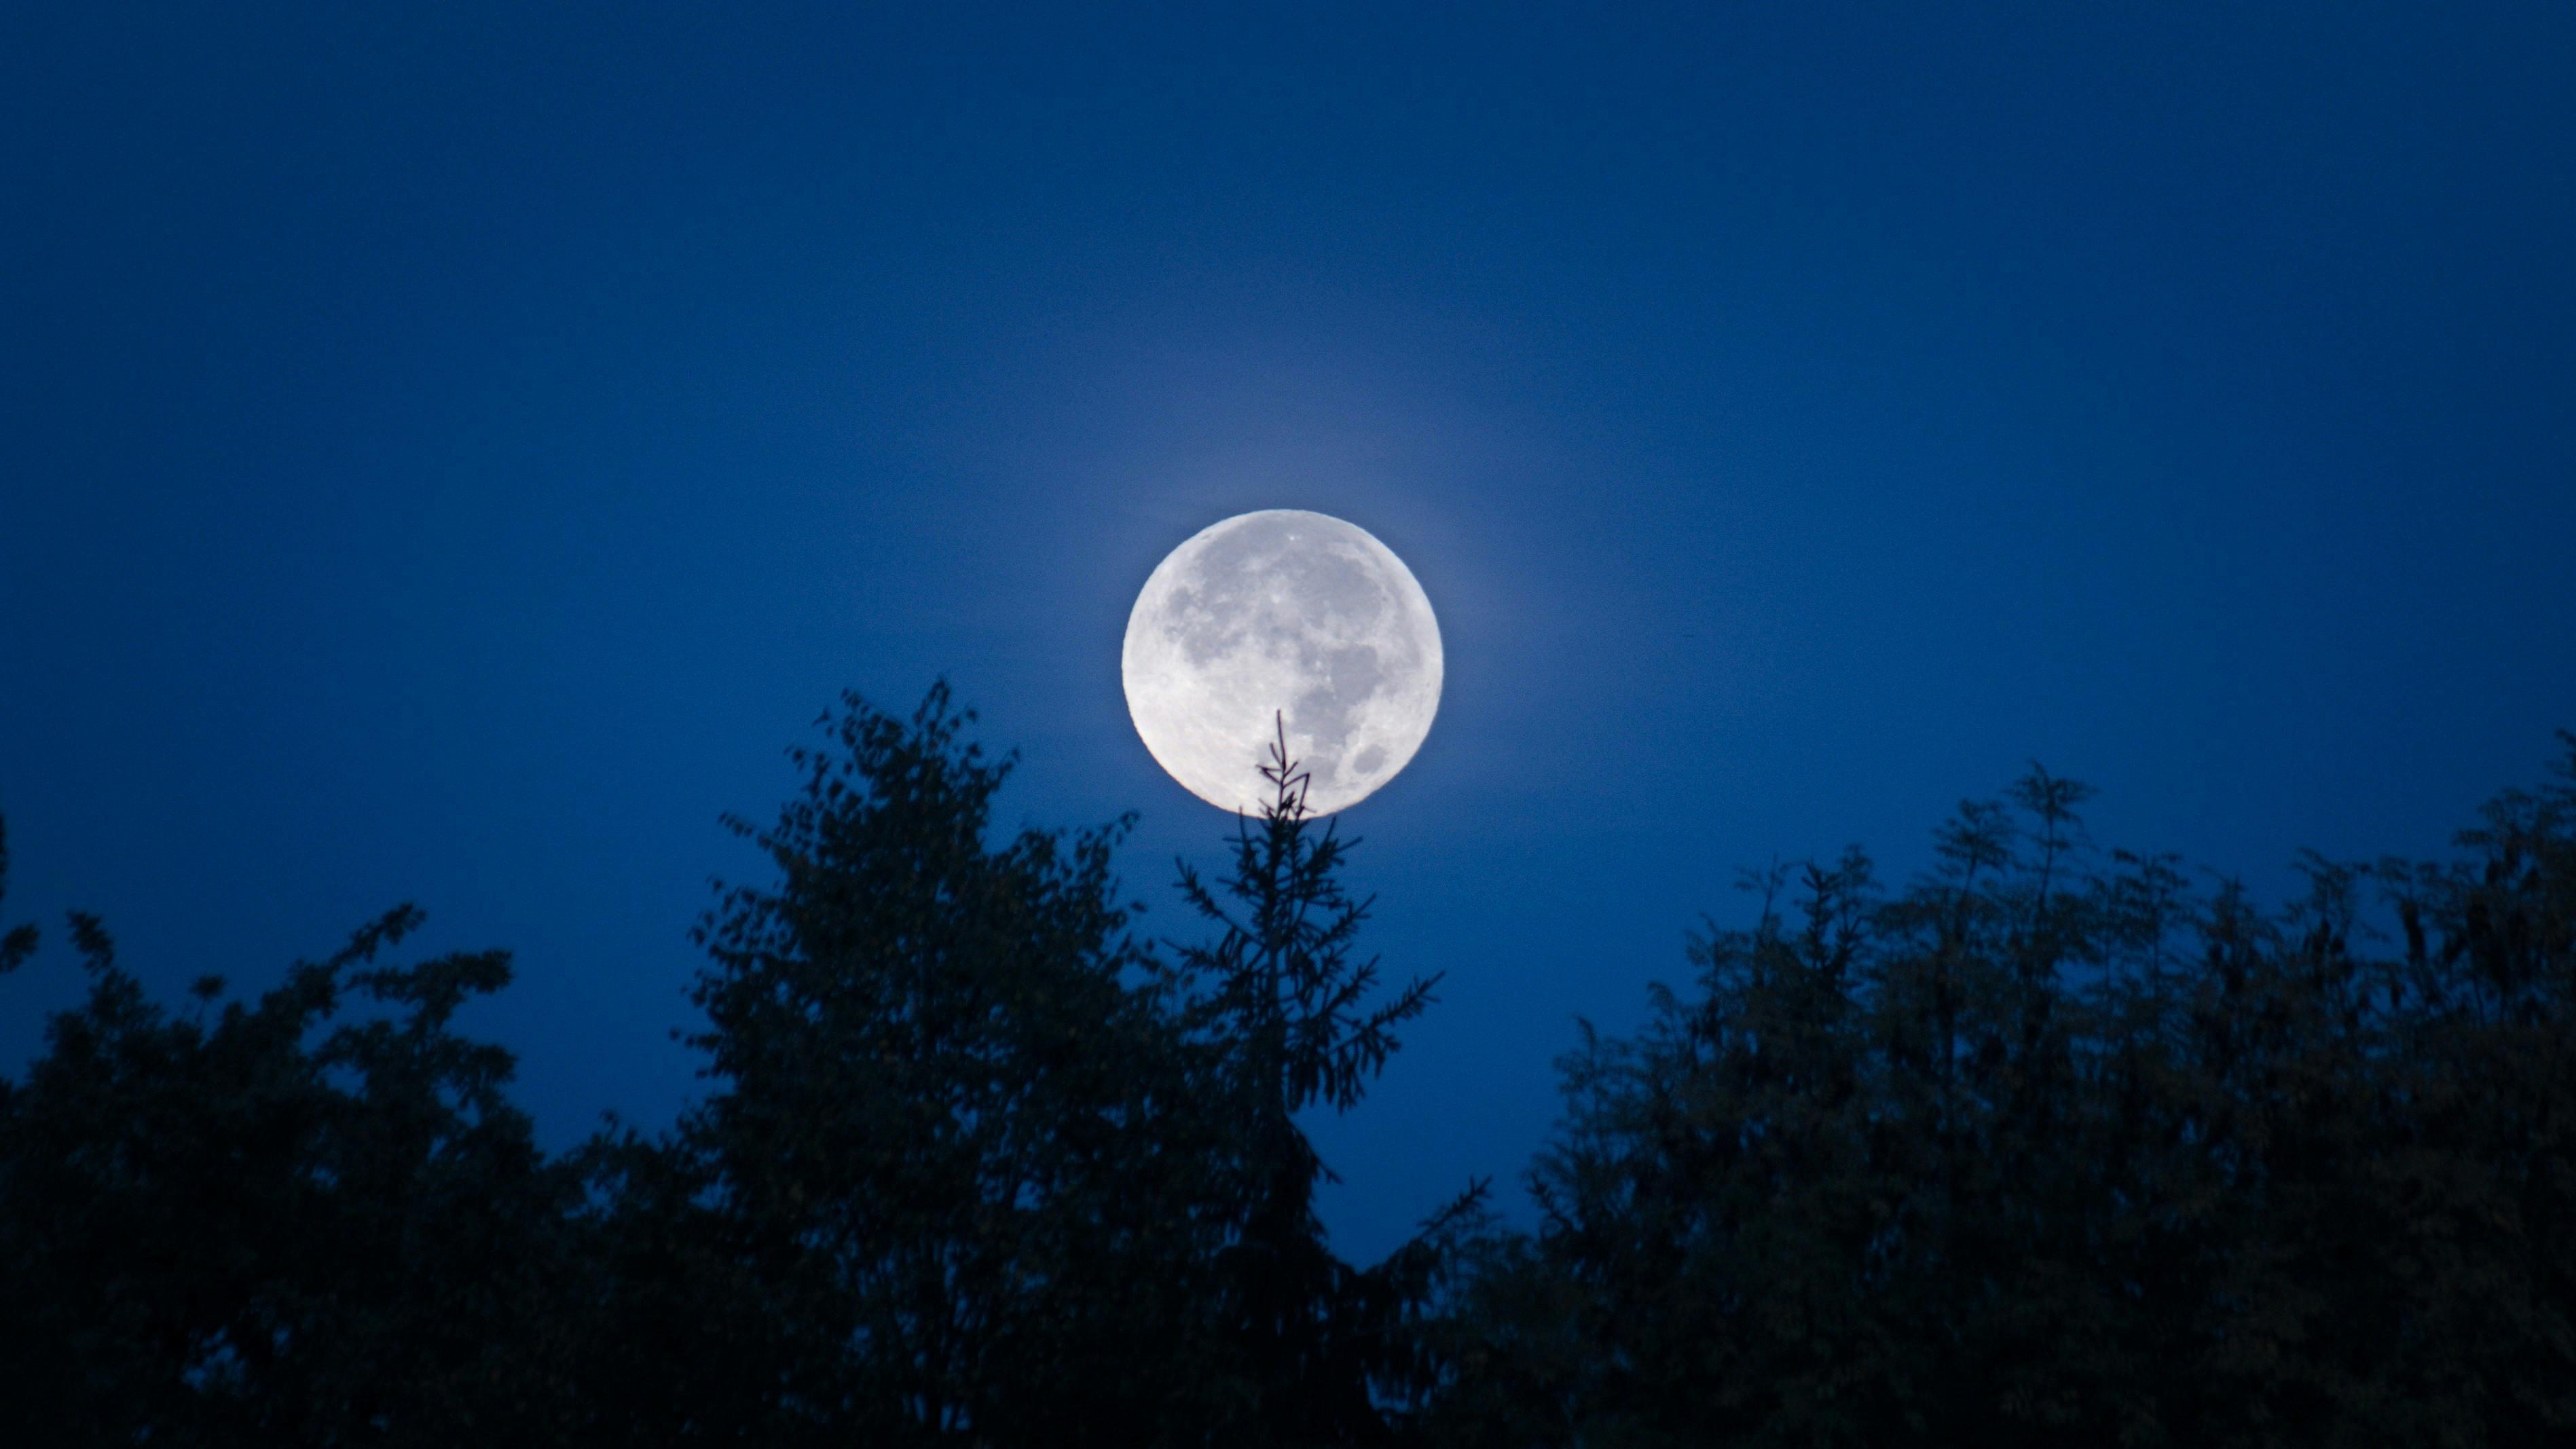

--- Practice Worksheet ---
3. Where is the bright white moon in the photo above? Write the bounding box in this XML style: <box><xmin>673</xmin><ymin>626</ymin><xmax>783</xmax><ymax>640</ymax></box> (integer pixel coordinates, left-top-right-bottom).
<box><xmin>1123</xmin><ymin>509</ymin><xmax>1443</xmax><ymax>815</ymax></box>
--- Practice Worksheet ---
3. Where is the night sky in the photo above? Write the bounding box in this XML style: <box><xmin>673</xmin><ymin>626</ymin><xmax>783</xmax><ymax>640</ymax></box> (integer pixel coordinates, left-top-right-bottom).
<box><xmin>5</xmin><ymin>3</ymin><xmax>2573</xmax><ymax>1263</ymax></box>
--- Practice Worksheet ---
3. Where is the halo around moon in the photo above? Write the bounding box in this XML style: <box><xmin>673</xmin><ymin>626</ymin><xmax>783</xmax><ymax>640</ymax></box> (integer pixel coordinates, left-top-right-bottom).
<box><xmin>1122</xmin><ymin>509</ymin><xmax>1443</xmax><ymax>815</ymax></box>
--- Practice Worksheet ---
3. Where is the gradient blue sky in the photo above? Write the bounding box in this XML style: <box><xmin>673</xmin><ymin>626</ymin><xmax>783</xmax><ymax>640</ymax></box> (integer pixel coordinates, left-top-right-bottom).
<box><xmin>5</xmin><ymin>2</ymin><xmax>2573</xmax><ymax>1261</ymax></box>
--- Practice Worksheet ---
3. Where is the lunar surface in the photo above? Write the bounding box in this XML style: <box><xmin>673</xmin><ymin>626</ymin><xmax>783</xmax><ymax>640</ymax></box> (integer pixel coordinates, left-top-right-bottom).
<box><xmin>1122</xmin><ymin>509</ymin><xmax>1443</xmax><ymax>815</ymax></box>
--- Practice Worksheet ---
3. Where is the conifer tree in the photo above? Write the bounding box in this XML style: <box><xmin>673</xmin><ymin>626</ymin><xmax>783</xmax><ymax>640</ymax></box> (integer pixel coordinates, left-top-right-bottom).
<box><xmin>1164</xmin><ymin>720</ymin><xmax>1485</xmax><ymax>1446</ymax></box>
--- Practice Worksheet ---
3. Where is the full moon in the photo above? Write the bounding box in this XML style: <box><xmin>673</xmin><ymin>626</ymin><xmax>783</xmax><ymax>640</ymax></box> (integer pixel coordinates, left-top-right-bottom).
<box><xmin>1122</xmin><ymin>509</ymin><xmax>1443</xmax><ymax>815</ymax></box>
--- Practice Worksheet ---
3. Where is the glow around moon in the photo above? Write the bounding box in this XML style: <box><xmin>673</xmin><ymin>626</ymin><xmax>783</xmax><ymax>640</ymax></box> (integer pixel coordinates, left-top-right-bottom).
<box><xmin>1122</xmin><ymin>510</ymin><xmax>1443</xmax><ymax>815</ymax></box>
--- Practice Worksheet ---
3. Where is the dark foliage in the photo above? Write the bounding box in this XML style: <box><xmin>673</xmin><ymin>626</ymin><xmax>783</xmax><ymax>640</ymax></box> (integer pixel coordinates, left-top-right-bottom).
<box><xmin>0</xmin><ymin>881</ymin><xmax>593</xmax><ymax>1444</ymax></box>
<box><xmin>559</xmin><ymin>689</ymin><xmax>1471</xmax><ymax>1446</ymax></box>
<box><xmin>626</xmin><ymin>683</ymin><xmax>1233</xmax><ymax>1444</ymax></box>
<box><xmin>4</xmin><ymin>706</ymin><xmax>2571</xmax><ymax>1446</ymax></box>
<box><xmin>1159</xmin><ymin>720</ymin><xmax>1488</xmax><ymax>1446</ymax></box>
<box><xmin>1424</xmin><ymin>741</ymin><xmax>2576</xmax><ymax>1448</ymax></box>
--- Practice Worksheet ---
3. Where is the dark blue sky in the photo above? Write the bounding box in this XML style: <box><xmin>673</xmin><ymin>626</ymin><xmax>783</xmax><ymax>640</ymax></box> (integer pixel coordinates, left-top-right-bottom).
<box><xmin>5</xmin><ymin>2</ymin><xmax>2573</xmax><ymax>1260</ymax></box>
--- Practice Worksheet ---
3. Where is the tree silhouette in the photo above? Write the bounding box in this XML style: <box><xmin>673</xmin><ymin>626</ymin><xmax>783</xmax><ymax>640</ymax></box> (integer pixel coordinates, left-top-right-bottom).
<box><xmin>652</xmin><ymin>683</ymin><xmax>1230</xmax><ymax>1445</ymax></box>
<box><xmin>7</xmin><ymin>711</ymin><xmax>2571</xmax><ymax>1446</ymax></box>
<box><xmin>1424</xmin><ymin>744</ymin><xmax>2576</xmax><ymax>1447</ymax></box>
<box><xmin>1164</xmin><ymin>717</ymin><xmax>1486</xmax><ymax>1446</ymax></box>
<box><xmin>652</xmin><ymin>697</ymin><xmax>1479</xmax><ymax>1446</ymax></box>
<box><xmin>0</xmin><ymin>847</ymin><xmax>590</xmax><ymax>1445</ymax></box>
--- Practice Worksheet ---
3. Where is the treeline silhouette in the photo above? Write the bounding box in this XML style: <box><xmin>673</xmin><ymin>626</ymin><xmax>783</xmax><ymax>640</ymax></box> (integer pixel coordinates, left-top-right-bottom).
<box><xmin>2</xmin><ymin>689</ymin><xmax>2569</xmax><ymax>1446</ymax></box>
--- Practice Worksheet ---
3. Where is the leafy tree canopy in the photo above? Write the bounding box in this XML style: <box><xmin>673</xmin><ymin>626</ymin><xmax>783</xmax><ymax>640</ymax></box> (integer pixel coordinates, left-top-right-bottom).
<box><xmin>1425</xmin><ymin>740</ymin><xmax>2576</xmax><ymax>1448</ymax></box>
<box><xmin>5</xmin><ymin>706</ymin><xmax>2569</xmax><ymax>1448</ymax></box>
